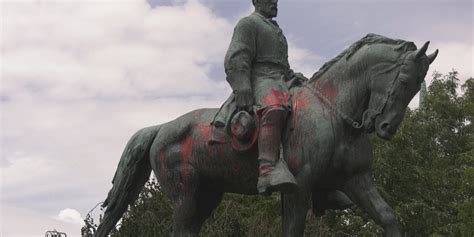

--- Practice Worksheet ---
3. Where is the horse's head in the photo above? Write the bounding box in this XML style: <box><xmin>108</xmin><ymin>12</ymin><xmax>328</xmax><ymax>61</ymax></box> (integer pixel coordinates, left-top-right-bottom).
<box><xmin>365</xmin><ymin>42</ymin><xmax>438</xmax><ymax>139</ymax></box>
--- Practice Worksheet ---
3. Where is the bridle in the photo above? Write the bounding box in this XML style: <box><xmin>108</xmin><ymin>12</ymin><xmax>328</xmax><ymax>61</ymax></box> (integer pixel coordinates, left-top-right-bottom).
<box><xmin>304</xmin><ymin>52</ymin><xmax>410</xmax><ymax>131</ymax></box>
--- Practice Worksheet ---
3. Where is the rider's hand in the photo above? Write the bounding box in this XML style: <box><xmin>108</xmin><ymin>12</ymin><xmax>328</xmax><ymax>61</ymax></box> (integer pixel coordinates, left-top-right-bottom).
<box><xmin>287</xmin><ymin>70</ymin><xmax>308</xmax><ymax>88</ymax></box>
<box><xmin>293</xmin><ymin>72</ymin><xmax>308</xmax><ymax>85</ymax></box>
<box><xmin>235</xmin><ymin>88</ymin><xmax>254</xmax><ymax>112</ymax></box>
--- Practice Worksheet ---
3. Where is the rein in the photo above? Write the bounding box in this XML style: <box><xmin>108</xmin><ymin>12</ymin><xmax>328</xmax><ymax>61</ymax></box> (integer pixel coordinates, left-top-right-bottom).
<box><xmin>303</xmin><ymin>53</ymin><xmax>408</xmax><ymax>130</ymax></box>
<box><xmin>303</xmin><ymin>84</ymin><xmax>367</xmax><ymax>129</ymax></box>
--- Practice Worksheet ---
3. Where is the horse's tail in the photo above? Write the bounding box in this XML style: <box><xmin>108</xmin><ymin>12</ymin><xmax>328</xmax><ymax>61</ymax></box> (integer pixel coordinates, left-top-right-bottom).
<box><xmin>95</xmin><ymin>125</ymin><xmax>160</xmax><ymax>237</ymax></box>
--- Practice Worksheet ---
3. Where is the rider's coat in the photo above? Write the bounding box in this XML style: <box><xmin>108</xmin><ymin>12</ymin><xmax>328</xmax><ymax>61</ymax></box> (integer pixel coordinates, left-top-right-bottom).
<box><xmin>224</xmin><ymin>12</ymin><xmax>292</xmax><ymax>111</ymax></box>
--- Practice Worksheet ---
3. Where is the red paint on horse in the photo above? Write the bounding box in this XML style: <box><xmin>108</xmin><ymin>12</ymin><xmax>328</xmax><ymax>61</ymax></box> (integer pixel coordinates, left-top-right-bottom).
<box><xmin>198</xmin><ymin>124</ymin><xmax>212</xmax><ymax>155</ymax></box>
<box><xmin>181</xmin><ymin>136</ymin><xmax>193</xmax><ymax>191</ymax></box>
<box><xmin>283</xmin><ymin>91</ymin><xmax>290</xmax><ymax>104</ymax></box>
<box><xmin>198</xmin><ymin>124</ymin><xmax>212</xmax><ymax>142</ymax></box>
<box><xmin>292</xmin><ymin>90</ymin><xmax>310</xmax><ymax>128</ymax></box>
<box><xmin>287</xmin><ymin>155</ymin><xmax>300</xmax><ymax>169</ymax></box>
<box><xmin>295</xmin><ymin>90</ymin><xmax>310</xmax><ymax>110</ymax></box>
<box><xmin>159</xmin><ymin>150</ymin><xmax>167</xmax><ymax>181</ymax></box>
<box><xmin>322</xmin><ymin>81</ymin><xmax>337</xmax><ymax>103</ymax></box>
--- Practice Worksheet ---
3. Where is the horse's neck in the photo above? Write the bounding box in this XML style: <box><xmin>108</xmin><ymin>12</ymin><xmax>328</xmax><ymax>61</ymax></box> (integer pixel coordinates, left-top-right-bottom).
<box><xmin>307</xmin><ymin>64</ymin><xmax>370</xmax><ymax>124</ymax></box>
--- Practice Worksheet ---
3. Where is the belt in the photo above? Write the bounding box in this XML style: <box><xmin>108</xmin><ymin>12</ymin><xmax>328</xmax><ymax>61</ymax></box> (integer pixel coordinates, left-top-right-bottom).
<box><xmin>252</xmin><ymin>62</ymin><xmax>289</xmax><ymax>75</ymax></box>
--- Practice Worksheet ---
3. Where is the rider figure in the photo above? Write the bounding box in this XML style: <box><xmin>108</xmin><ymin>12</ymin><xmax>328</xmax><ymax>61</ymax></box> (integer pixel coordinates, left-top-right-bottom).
<box><xmin>225</xmin><ymin>0</ymin><xmax>304</xmax><ymax>194</ymax></box>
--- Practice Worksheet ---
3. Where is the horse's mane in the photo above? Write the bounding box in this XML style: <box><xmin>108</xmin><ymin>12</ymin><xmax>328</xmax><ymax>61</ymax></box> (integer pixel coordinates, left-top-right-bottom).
<box><xmin>309</xmin><ymin>34</ymin><xmax>417</xmax><ymax>82</ymax></box>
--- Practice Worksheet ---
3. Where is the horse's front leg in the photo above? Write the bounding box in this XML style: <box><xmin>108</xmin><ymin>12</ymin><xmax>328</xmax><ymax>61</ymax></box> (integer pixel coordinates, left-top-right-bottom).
<box><xmin>344</xmin><ymin>173</ymin><xmax>401</xmax><ymax>237</ymax></box>
<box><xmin>282</xmin><ymin>190</ymin><xmax>311</xmax><ymax>237</ymax></box>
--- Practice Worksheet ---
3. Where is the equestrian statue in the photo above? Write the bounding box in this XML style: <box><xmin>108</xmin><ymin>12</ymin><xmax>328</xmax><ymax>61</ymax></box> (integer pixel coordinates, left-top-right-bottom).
<box><xmin>95</xmin><ymin>0</ymin><xmax>438</xmax><ymax>236</ymax></box>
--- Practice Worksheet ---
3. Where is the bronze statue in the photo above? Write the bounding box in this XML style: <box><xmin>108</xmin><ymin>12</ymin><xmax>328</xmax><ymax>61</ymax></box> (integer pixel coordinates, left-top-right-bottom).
<box><xmin>94</xmin><ymin>1</ymin><xmax>438</xmax><ymax>236</ymax></box>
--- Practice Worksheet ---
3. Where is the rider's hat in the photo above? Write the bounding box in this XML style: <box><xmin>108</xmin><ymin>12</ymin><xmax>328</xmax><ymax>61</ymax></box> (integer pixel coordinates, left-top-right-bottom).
<box><xmin>230</xmin><ymin>110</ymin><xmax>259</xmax><ymax>152</ymax></box>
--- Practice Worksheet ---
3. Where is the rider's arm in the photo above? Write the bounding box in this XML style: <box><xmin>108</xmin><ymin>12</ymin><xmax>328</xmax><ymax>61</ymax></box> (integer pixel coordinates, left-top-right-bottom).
<box><xmin>286</xmin><ymin>69</ymin><xmax>308</xmax><ymax>87</ymax></box>
<box><xmin>224</xmin><ymin>17</ymin><xmax>256</xmax><ymax>110</ymax></box>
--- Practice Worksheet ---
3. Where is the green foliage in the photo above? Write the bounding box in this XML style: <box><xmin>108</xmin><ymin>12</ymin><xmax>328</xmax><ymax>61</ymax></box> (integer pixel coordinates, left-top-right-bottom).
<box><xmin>368</xmin><ymin>70</ymin><xmax>473</xmax><ymax>236</ymax></box>
<box><xmin>111</xmin><ymin>179</ymin><xmax>173</xmax><ymax>237</ymax></box>
<box><xmin>200</xmin><ymin>194</ymin><xmax>281</xmax><ymax>236</ymax></box>
<box><xmin>112</xmin><ymin>70</ymin><xmax>473</xmax><ymax>236</ymax></box>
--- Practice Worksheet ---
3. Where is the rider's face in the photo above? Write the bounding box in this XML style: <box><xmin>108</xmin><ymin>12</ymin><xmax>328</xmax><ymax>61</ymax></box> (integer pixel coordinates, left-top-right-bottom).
<box><xmin>255</xmin><ymin>0</ymin><xmax>278</xmax><ymax>18</ymax></box>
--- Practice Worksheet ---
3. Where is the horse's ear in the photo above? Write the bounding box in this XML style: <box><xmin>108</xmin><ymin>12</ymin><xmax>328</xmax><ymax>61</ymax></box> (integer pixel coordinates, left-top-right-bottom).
<box><xmin>428</xmin><ymin>49</ymin><xmax>439</xmax><ymax>64</ymax></box>
<box><xmin>416</xmin><ymin>41</ymin><xmax>430</xmax><ymax>60</ymax></box>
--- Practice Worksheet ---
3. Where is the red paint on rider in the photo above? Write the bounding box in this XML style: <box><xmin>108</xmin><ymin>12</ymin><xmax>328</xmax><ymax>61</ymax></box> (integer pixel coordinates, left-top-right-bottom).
<box><xmin>283</xmin><ymin>91</ymin><xmax>290</xmax><ymax>103</ymax></box>
<box><xmin>232</xmin><ymin>123</ymin><xmax>242</xmax><ymax>135</ymax></box>
<box><xmin>296</xmin><ymin>90</ymin><xmax>309</xmax><ymax>109</ymax></box>
<box><xmin>198</xmin><ymin>124</ymin><xmax>212</xmax><ymax>142</ymax></box>
<box><xmin>263</xmin><ymin>89</ymin><xmax>290</xmax><ymax>106</ymax></box>
<box><xmin>234</xmin><ymin>163</ymin><xmax>241</xmax><ymax>175</ymax></box>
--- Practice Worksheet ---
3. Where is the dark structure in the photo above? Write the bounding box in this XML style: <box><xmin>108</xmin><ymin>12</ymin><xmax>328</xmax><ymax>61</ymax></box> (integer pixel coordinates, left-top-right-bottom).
<box><xmin>45</xmin><ymin>230</ymin><xmax>67</xmax><ymax>237</ymax></box>
<box><xmin>94</xmin><ymin>1</ymin><xmax>438</xmax><ymax>236</ymax></box>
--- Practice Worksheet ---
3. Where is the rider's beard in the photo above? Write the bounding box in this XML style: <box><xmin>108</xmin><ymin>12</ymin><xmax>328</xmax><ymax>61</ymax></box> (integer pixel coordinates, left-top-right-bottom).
<box><xmin>257</xmin><ymin>4</ymin><xmax>278</xmax><ymax>18</ymax></box>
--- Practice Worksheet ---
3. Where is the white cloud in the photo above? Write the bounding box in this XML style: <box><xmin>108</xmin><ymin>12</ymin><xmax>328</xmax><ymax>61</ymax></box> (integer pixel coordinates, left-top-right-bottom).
<box><xmin>2</xmin><ymin>0</ymin><xmax>232</xmax><ymax>101</ymax></box>
<box><xmin>408</xmin><ymin>40</ymin><xmax>473</xmax><ymax>108</ymax></box>
<box><xmin>54</xmin><ymin>208</ymin><xmax>84</xmax><ymax>226</ymax></box>
<box><xmin>426</xmin><ymin>41</ymin><xmax>473</xmax><ymax>82</ymax></box>
<box><xmin>1</xmin><ymin>1</ymin><xmax>234</xmax><ymax>235</ymax></box>
<box><xmin>1</xmin><ymin>206</ymin><xmax>82</xmax><ymax>237</ymax></box>
<box><xmin>288</xmin><ymin>39</ymin><xmax>326</xmax><ymax>78</ymax></box>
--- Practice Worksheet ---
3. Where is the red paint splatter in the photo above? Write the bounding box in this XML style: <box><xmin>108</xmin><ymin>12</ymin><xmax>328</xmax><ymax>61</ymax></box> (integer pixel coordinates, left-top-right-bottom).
<box><xmin>181</xmin><ymin>136</ymin><xmax>193</xmax><ymax>192</ymax></box>
<box><xmin>198</xmin><ymin>124</ymin><xmax>212</xmax><ymax>155</ymax></box>
<box><xmin>286</xmin><ymin>154</ymin><xmax>300</xmax><ymax>169</ymax></box>
<box><xmin>259</xmin><ymin>166</ymin><xmax>274</xmax><ymax>175</ymax></box>
<box><xmin>231</xmin><ymin>138</ymin><xmax>239</xmax><ymax>152</ymax></box>
<box><xmin>263</xmin><ymin>89</ymin><xmax>290</xmax><ymax>106</ymax></box>
<box><xmin>159</xmin><ymin>150</ymin><xmax>166</xmax><ymax>181</ymax></box>
<box><xmin>322</xmin><ymin>81</ymin><xmax>337</xmax><ymax>103</ymax></box>
<box><xmin>220</xmin><ymin>143</ymin><xmax>230</xmax><ymax>161</ymax></box>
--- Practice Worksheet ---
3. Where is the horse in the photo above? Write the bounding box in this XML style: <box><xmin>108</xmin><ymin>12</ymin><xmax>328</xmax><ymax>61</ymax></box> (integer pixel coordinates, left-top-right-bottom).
<box><xmin>95</xmin><ymin>34</ymin><xmax>438</xmax><ymax>237</ymax></box>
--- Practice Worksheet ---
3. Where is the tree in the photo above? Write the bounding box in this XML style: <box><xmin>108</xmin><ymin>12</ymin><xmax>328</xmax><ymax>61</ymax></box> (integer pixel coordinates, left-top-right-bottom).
<box><xmin>111</xmin><ymin>178</ymin><xmax>173</xmax><ymax>236</ymax></box>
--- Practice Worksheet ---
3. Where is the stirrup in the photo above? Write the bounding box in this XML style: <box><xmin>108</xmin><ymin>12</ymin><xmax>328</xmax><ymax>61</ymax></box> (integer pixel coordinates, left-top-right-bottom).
<box><xmin>257</xmin><ymin>159</ymin><xmax>298</xmax><ymax>195</ymax></box>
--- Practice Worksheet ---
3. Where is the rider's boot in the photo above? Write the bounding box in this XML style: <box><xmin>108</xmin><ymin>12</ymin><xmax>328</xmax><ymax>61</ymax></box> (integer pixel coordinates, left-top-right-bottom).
<box><xmin>257</xmin><ymin>106</ymin><xmax>298</xmax><ymax>195</ymax></box>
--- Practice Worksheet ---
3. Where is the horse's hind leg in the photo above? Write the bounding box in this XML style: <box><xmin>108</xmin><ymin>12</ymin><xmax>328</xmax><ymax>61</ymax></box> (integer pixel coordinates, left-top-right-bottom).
<box><xmin>193</xmin><ymin>190</ymin><xmax>223</xmax><ymax>230</ymax></box>
<box><xmin>343</xmin><ymin>173</ymin><xmax>401</xmax><ymax>237</ymax></box>
<box><xmin>166</xmin><ymin>164</ymin><xmax>200</xmax><ymax>237</ymax></box>
<box><xmin>171</xmin><ymin>187</ymin><xmax>223</xmax><ymax>236</ymax></box>
<box><xmin>282</xmin><ymin>190</ymin><xmax>311</xmax><ymax>237</ymax></box>
<box><xmin>165</xmin><ymin>163</ymin><xmax>222</xmax><ymax>237</ymax></box>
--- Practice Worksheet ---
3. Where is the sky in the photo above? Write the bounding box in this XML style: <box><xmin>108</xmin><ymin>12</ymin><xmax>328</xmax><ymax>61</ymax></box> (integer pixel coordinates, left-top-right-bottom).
<box><xmin>1</xmin><ymin>0</ymin><xmax>472</xmax><ymax>236</ymax></box>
